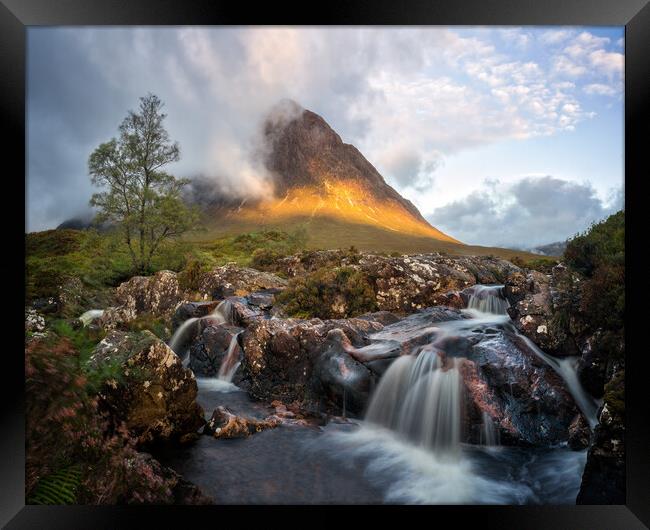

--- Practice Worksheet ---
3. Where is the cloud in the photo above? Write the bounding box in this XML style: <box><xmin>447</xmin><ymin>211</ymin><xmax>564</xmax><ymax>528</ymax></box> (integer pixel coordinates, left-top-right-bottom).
<box><xmin>26</xmin><ymin>27</ymin><xmax>624</xmax><ymax>232</ymax></box>
<box><xmin>583</xmin><ymin>83</ymin><xmax>618</xmax><ymax>96</ymax></box>
<box><xmin>427</xmin><ymin>176</ymin><xmax>623</xmax><ymax>248</ymax></box>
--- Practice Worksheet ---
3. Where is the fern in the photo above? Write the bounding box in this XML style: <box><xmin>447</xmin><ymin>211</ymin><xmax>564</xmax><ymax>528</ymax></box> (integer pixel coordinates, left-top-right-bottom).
<box><xmin>28</xmin><ymin>465</ymin><xmax>82</xmax><ymax>505</ymax></box>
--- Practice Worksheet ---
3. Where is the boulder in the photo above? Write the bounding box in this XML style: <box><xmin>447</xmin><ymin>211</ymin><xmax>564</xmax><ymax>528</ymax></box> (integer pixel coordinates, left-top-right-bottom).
<box><xmin>504</xmin><ymin>268</ymin><xmax>580</xmax><ymax>356</ymax></box>
<box><xmin>89</xmin><ymin>330</ymin><xmax>204</xmax><ymax>446</ymax></box>
<box><xmin>115</xmin><ymin>270</ymin><xmax>182</xmax><ymax>322</ymax></box>
<box><xmin>239</xmin><ymin>316</ymin><xmax>385</xmax><ymax>406</ymax></box>
<box><xmin>25</xmin><ymin>309</ymin><xmax>46</xmax><ymax>334</ymax></box>
<box><xmin>312</xmin><ymin>329</ymin><xmax>376</xmax><ymax>416</ymax></box>
<box><xmin>171</xmin><ymin>301</ymin><xmax>219</xmax><ymax>332</ymax></box>
<box><xmin>197</xmin><ymin>264</ymin><xmax>287</xmax><ymax>300</ymax></box>
<box><xmin>203</xmin><ymin>406</ymin><xmax>281</xmax><ymax>439</ymax></box>
<box><xmin>189</xmin><ymin>324</ymin><xmax>243</xmax><ymax>377</ymax></box>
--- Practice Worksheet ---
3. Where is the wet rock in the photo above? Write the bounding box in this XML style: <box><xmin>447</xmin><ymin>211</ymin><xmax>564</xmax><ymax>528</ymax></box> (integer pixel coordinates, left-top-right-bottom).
<box><xmin>356</xmin><ymin>311</ymin><xmax>401</xmax><ymax>325</ymax></box>
<box><xmin>239</xmin><ymin>316</ymin><xmax>385</xmax><ymax>404</ymax></box>
<box><xmin>171</xmin><ymin>301</ymin><xmax>219</xmax><ymax>332</ymax></box>
<box><xmin>577</xmin><ymin>371</ymin><xmax>625</xmax><ymax>504</ymax></box>
<box><xmin>197</xmin><ymin>264</ymin><xmax>287</xmax><ymax>300</ymax></box>
<box><xmin>203</xmin><ymin>406</ymin><xmax>281</xmax><ymax>438</ymax></box>
<box><xmin>31</xmin><ymin>296</ymin><xmax>59</xmax><ymax>314</ymax></box>
<box><xmin>189</xmin><ymin>324</ymin><xmax>243</xmax><ymax>377</ymax></box>
<box><xmin>89</xmin><ymin>330</ymin><xmax>204</xmax><ymax>446</ymax></box>
<box><xmin>463</xmin><ymin>330</ymin><xmax>580</xmax><ymax>446</ymax></box>
<box><xmin>568</xmin><ymin>414</ymin><xmax>591</xmax><ymax>450</ymax></box>
<box><xmin>312</xmin><ymin>329</ymin><xmax>376</xmax><ymax>415</ymax></box>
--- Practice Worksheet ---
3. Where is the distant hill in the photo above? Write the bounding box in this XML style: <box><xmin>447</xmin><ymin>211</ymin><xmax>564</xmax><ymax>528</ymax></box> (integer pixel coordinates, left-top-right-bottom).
<box><xmin>528</xmin><ymin>241</ymin><xmax>567</xmax><ymax>257</ymax></box>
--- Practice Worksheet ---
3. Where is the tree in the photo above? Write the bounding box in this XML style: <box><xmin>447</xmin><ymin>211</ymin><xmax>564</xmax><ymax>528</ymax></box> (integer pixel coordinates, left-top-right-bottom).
<box><xmin>88</xmin><ymin>93</ymin><xmax>198</xmax><ymax>273</ymax></box>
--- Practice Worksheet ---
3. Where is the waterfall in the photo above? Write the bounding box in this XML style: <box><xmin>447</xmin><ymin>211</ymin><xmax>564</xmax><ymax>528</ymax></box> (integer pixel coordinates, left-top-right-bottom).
<box><xmin>467</xmin><ymin>285</ymin><xmax>509</xmax><ymax>315</ymax></box>
<box><xmin>168</xmin><ymin>317</ymin><xmax>199</xmax><ymax>355</ymax></box>
<box><xmin>210</xmin><ymin>299</ymin><xmax>234</xmax><ymax>325</ymax></box>
<box><xmin>366</xmin><ymin>348</ymin><xmax>463</xmax><ymax>458</ymax></box>
<box><xmin>217</xmin><ymin>331</ymin><xmax>243</xmax><ymax>382</ymax></box>
<box><xmin>514</xmin><ymin>332</ymin><xmax>600</xmax><ymax>429</ymax></box>
<box><xmin>480</xmin><ymin>410</ymin><xmax>500</xmax><ymax>446</ymax></box>
<box><xmin>79</xmin><ymin>309</ymin><xmax>104</xmax><ymax>326</ymax></box>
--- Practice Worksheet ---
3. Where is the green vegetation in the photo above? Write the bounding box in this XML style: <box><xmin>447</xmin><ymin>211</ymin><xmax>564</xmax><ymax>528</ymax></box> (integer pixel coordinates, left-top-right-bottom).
<box><xmin>28</xmin><ymin>465</ymin><xmax>83</xmax><ymax>505</ymax></box>
<box><xmin>564</xmin><ymin>210</ymin><xmax>624</xmax><ymax>277</ymax></box>
<box><xmin>277</xmin><ymin>266</ymin><xmax>377</xmax><ymax>319</ymax></box>
<box><xmin>509</xmin><ymin>254</ymin><xmax>559</xmax><ymax>273</ymax></box>
<box><xmin>565</xmin><ymin>211</ymin><xmax>625</xmax><ymax>335</ymax></box>
<box><xmin>89</xmin><ymin>93</ymin><xmax>199</xmax><ymax>274</ymax></box>
<box><xmin>26</xmin><ymin>324</ymin><xmax>178</xmax><ymax>504</ymax></box>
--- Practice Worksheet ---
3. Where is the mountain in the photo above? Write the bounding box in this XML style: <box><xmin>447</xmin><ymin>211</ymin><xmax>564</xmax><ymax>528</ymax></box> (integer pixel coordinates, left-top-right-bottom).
<box><xmin>202</xmin><ymin>100</ymin><xmax>460</xmax><ymax>245</ymax></box>
<box><xmin>529</xmin><ymin>241</ymin><xmax>567</xmax><ymax>257</ymax></box>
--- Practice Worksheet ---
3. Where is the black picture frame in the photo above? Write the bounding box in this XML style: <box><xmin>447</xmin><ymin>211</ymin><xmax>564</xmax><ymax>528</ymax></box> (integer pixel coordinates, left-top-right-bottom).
<box><xmin>4</xmin><ymin>1</ymin><xmax>649</xmax><ymax>527</ymax></box>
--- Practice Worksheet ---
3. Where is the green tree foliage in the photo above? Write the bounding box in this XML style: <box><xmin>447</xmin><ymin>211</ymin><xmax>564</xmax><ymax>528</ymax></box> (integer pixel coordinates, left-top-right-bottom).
<box><xmin>89</xmin><ymin>93</ymin><xmax>198</xmax><ymax>274</ymax></box>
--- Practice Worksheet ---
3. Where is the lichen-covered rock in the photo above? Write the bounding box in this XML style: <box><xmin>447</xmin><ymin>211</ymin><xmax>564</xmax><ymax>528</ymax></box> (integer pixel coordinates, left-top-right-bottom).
<box><xmin>197</xmin><ymin>264</ymin><xmax>287</xmax><ymax>300</ymax></box>
<box><xmin>57</xmin><ymin>276</ymin><xmax>85</xmax><ymax>315</ymax></box>
<box><xmin>89</xmin><ymin>330</ymin><xmax>204</xmax><ymax>446</ymax></box>
<box><xmin>25</xmin><ymin>309</ymin><xmax>46</xmax><ymax>334</ymax></box>
<box><xmin>115</xmin><ymin>270</ymin><xmax>183</xmax><ymax>321</ymax></box>
<box><xmin>203</xmin><ymin>406</ymin><xmax>281</xmax><ymax>439</ymax></box>
<box><xmin>504</xmin><ymin>267</ymin><xmax>581</xmax><ymax>356</ymax></box>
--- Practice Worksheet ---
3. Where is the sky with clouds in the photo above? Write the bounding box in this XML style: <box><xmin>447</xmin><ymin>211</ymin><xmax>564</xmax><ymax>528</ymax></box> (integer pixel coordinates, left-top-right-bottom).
<box><xmin>27</xmin><ymin>26</ymin><xmax>624</xmax><ymax>248</ymax></box>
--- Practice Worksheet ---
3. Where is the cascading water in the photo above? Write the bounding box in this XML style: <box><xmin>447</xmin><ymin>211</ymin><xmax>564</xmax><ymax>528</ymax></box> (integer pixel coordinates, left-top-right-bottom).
<box><xmin>167</xmin><ymin>299</ymin><xmax>242</xmax><ymax>379</ymax></box>
<box><xmin>466</xmin><ymin>284</ymin><xmax>509</xmax><ymax>315</ymax></box>
<box><xmin>79</xmin><ymin>309</ymin><xmax>104</xmax><ymax>327</ymax></box>
<box><xmin>480</xmin><ymin>410</ymin><xmax>500</xmax><ymax>447</ymax></box>
<box><xmin>366</xmin><ymin>349</ymin><xmax>464</xmax><ymax>458</ymax></box>
<box><xmin>217</xmin><ymin>331</ymin><xmax>243</xmax><ymax>382</ymax></box>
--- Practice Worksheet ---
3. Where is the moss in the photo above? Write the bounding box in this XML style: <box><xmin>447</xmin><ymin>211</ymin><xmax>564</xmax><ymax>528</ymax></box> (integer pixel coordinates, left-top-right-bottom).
<box><xmin>277</xmin><ymin>266</ymin><xmax>377</xmax><ymax>319</ymax></box>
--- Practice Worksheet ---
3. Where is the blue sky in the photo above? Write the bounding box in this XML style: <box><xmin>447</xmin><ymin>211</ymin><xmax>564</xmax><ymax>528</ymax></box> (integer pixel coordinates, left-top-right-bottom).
<box><xmin>26</xmin><ymin>26</ymin><xmax>624</xmax><ymax>248</ymax></box>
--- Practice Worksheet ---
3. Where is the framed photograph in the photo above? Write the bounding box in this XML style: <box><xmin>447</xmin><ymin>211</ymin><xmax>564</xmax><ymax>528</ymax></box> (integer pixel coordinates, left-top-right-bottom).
<box><xmin>5</xmin><ymin>0</ymin><xmax>649</xmax><ymax>527</ymax></box>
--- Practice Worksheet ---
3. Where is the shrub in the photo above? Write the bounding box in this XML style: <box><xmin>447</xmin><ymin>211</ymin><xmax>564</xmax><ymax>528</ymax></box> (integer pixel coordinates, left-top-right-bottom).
<box><xmin>250</xmin><ymin>248</ymin><xmax>287</xmax><ymax>270</ymax></box>
<box><xmin>277</xmin><ymin>266</ymin><xmax>377</xmax><ymax>319</ymax></box>
<box><xmin>25</xmin><ymin>333</ymin><xmax>178</xmax><ymax>504</ymax></box>
<box><xmin>565</xmin><ymin>211</ymin><xmax>624</xmax><ymax>277</ymax></box>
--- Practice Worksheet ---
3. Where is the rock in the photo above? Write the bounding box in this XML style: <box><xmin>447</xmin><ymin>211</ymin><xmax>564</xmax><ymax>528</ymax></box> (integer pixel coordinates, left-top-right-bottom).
<box><xmin>171</xmin><ymin>301</ymin><xmax>219</xmax><ymax>332</ymax></box>
<box><xmin>246</xmin><ymin>288</ymin><xmax>283</xmax><ymax>310</ymax></box>
<box><xmin>115</xmin><ymin>270</ymin><xmax>183</xmax><ymax>322</ymax></box>
<box><xmin>25</xmin><ymin>309</ymin><xmax>46</xmax><ymax>334</ymax></box>
<box><xmin>274</xmin><ymin>252</ymin><xmax>520</xmax><ymax>314</ymax></box>
<box><xmin>504</xmin><ymin>269</ymin><xmax>578</xmax><ymax>356</ymax></box>
<box><xmin>89</xmin><ymin>330</ymin><xmax>204</xmax><ymax>446</ymax></box>
<box><xmin>203</xmin><ymin>406</ymin><xmax>281</xmax><ymax>438</ymax></box>
<box><xmin>568</xmin><ymin>414</ymin><xmax>591</xmax><ymax>450</ymax></box>
<box><xmin>31</xmin><ymin>297</ymin><xmax>59</xmax><ymax>314</ymax></box>
<box><xmin>189</xmin><ymin>324</ymin><xmax>243</xmax><ymax>377</ymax></box>
<box><xmin>461</xmin><ymin>329</ymin><xmax>581</xmax><ymax>446</ymax></box>
<box><xmin>577</xmin><ymin>371</ymin><xmax>625</xmax><ymax>504</ymax></box>
<box><xmin>239</xmin><ymin>316</ymin><xmax>385</xmax><ymax>405</ymax></box>
<box><xmin>197</xmin><ymin>264</ymin><xmax>287</xmax><ymax>300</ymax></box>
<box><xmin>312</xmin><ymin>329</ymin><xmax>376</xmax><ymax>415</ymax></box>
<box><xmin>126</xmin><ymin>452</ymin><xmax>213</xmax><ymax>504</ymax></box>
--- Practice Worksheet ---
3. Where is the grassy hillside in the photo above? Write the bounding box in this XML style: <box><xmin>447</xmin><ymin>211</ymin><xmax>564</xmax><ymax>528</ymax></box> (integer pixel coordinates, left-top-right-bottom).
<box><xmin>196</xmin><ymin>214</ymin><xmax>548</xmax><ymax>261</ymax></box>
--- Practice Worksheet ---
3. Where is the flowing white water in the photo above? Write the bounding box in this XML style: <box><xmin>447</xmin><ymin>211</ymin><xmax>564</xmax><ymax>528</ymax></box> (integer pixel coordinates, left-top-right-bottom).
<box><xmin>167</xmin><ymin>299</ymin><xmax>242</xmax><ymax>382</ymax></box>
<box><xmin>481</xmin><ymin>410</ymin><xmax>500</xmax><ymax>447</ymax></box>
<box><xmin>79</xmin><ymin>309</ymin><xmax>104</xmax><ymax>326</ymax></box>
<box><xmin>514</xmin><ymin>332</ymin><xmax>600</xmax><ymax>428</ymax></box>
<box><xmin>466</xmin><ymin>284</ymin><xmax>509</xmax><ymax>315</ymax></box>
<box><xmin>217</xmin><ymin>331</ymin><xmax>243</xmax><ymax>382</ymax></box>
<box><xmin>328</xmin><ymin>283</ymin><xmax>597</xmax><ymax>503</ymax></box>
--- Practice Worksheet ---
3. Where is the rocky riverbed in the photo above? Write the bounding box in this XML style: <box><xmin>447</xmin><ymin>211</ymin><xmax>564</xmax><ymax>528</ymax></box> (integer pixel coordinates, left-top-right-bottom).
<box><xmin>26</xmin><ymin>251</ymin><xmax>624</xmax><ymax>504</ymax></box>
